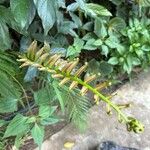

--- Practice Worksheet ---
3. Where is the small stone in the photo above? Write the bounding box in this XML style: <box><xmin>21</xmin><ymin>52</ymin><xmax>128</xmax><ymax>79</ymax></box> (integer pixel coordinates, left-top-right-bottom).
<box><xmin>97</xmin><ymin>141</ymin><xmax>138</xmax><ymax>150</ymax></box>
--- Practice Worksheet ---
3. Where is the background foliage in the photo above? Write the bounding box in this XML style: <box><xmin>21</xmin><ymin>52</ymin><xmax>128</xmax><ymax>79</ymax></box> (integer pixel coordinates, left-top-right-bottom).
<box><xmin>0</xmin><ymin>0</ymin><xmax>149</xmax><ymax>149</ymax></box>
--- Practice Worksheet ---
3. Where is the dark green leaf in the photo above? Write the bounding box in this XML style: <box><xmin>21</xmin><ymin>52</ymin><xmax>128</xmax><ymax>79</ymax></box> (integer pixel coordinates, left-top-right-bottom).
<box><xmin>99</xmin><ymin>61</ymin><xmax>113</xmax><ymax>75</ymax></box>
<box><xmin>69</xmin><ymin>12</ymin><xmax>82</xmax><ymax>27</ymax></box>
<box><xmin>58</xmin><ymin>21</ymin><xmax>78</xmax><ymax>37</ymax></box>
<box><xmin>109</xmin><ymin>0</ymin><xmax>123</xmax><ymax>5</ymax></box>
<box><xmin>0</xmin><ymin>6</ymin><xmax>10</xmax><ymax>23</ymax></box>
<box><xmin>0</xmin><ymin>72</ymin><xmax>21</xmax><ymax>99</ymax></box>
<box><xmin>10</xmin><ymin>0</ymin><xmax>36</xmax><ymax>29</ymax></box>
<box><xmin>86</xmin><ymin>3</ymin><xmax>112</xmax><ymax>17</ymax></box>
<box><xmin>82</xmin><ymin>22</ymin><xmax>93</xmax><ymax>31</ymax></box>
<box><xmin>34</xmin><ymin>0</ymin><xmax>56</xmax><ymax>35</ymax></box>
<box><xmin>0</xmin><ymin>21</ymin><xmax>11</xmax><ymax>50</ymax></box>
<box><xmin>24</xmin><ymin>66</ymin><xmax>38</xmax><ymax>82</ymax></box>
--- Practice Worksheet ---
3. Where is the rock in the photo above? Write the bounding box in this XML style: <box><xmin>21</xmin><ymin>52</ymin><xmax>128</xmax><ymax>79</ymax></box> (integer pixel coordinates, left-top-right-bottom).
<box><xmin>97</xmin><ymin>141</ymin><xmax>138</xmax><ymax>150</ymax></box>
<box><xmin>35</xmin><ymin>70</ymin><xmax>150</xmax><ymax>150</ymax></box>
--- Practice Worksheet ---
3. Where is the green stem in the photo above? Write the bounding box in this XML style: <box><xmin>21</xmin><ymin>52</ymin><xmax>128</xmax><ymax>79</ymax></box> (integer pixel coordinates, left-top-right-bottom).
<box><xmin>74</xmin><ymin>77</ymin><xmax>129</xmax><ymax>122</ymax></box>
<box><xmin>26</xmin><ymin>60</ymin><xmax>129</xmax><ymax>123</ymax></box>
<box><xmin>48</xmin><ymin>67</ymin><xmax>129</xmax><ymax>123</ymax></box>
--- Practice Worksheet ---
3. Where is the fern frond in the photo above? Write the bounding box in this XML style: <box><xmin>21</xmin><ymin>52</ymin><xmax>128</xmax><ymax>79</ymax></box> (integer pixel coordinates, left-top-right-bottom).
<box><xmin>52</xmin><ymin>81</ymin><xmax>91</xmax><ymax>130</ymax></box>
<box><xmin>0</xmin><ymin>52</ymin><xmax>17</xmax><ymax>75</ymax></box>
<box><xmin>0</xmin><ymin>52</ymin><xmax>21</xmax><ymax>99</ymax></box>
<box><xmin>18</xmin><ymin>41</ymin><xmax>144</xmax><ymax>133</ymax></box>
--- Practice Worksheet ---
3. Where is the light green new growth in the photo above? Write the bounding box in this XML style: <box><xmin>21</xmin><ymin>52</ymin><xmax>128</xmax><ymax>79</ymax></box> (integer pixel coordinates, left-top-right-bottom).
<box><xmin>18</xmin><ymin>41</ymin><xmax>144</xmax><ymax>133</ymax></box>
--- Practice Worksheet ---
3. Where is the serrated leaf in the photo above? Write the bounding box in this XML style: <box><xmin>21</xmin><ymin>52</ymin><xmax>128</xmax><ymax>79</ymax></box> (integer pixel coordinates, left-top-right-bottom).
<box><xmin>138</xmin><ymin>0</ymin><xmax>150</xmax><ymax>7</ymax></box>
<box><xmin>0</xmin><ymin>72</ymin><xmax>21</xmax><ymax>99</ymax></box>
<box><xmin>58</xmin><ymin>21</ymin><xmax>78</xmax><ymax>37</ymax></box>
<box><xmin>69</xmin><ymin>12</ymin><xmax>82</xmax><ymax>27</ymax></box>
<box><xmin>105</xmin><ymin>36</ymin><xmax>120</xmax><ymax>49</ymax></box>
<box><xmin>4</xmin><ymin>114</ymin><xmax>30</xmax><ymax>138</ymax></box>
<box><xmin>86</xmin><ymin>3</ymin><xmax>112</xmax><ymax>17</ymax></box>
<box><xmin>99</xmin><ymin>61</ymin><xmax>113</xmax><ymax>76</ymax></box>
<box><xmin>31</xmin><ymin>123</ymin><xmax>44</xmax><ymax>147</ymax></box>
<box><xmin>82</xmin><ymin>33</ymin><xmax>96</xmax><ymax>41</ymax></box>
<box><xmin>34</xmin><ymin>87</ymin><xmax>52</xmax><ymax>105</ymax></box>
<box><xmin>39</xmin><ymin>105</ymin><xmax>57</xmax><ymax>119</ymax></box>
<box><xmin>10</xmin><ymin>0</ymin><xmax>36</xmax><ymax>30</ymax></box>
<box><xmin>94</xmin><ymin>18</ymin><xmax>107</xmax><ymax>38</ymax></box>
<box><xmin>0</xmin><ymin>6</ymin><xmax>10</xmax><ymax>23</ymax></box>
<box><xmin>82</xmin><ymin>22</ymin><xmax>93</xmax><ymax>31</ymax></box>
<box><xmin>34</xmin><ymin>0</ymin><xmax>56</xmax><ymax>35</ymax></box>
<box><xmin>74</xmin><ymin>38</ymin><xmax>84</xmax><ymax>50</ymax></box>
<box><xmin>84</xmin><ymin>39</ymin><xmax>97</xmax><ymax>50</ymax></box>
<box><xmin>87</xmin><ymin>59</ymin><xmax>100</xmax><ymax>74</ymax></box>
<box><xmin>41</xmin><ymin>117</ymin><xmax>59</xmax><ymax>126</ymax></box>
<box><xmin>0</xmin><ymin>97</ymin><xmax>18</xmax><ymax>113</ymax></box>
<box><xmin>108</xmin><ymin>17</ymin><xmax>126</xmax><ymax>34</ymax></box>
<box><xmin>66</xmin><ymin>46</ymin><xmax>76</xmax><ymax>57</ymax></box>
<box><xmin>67</xmin><ymin>38</ymin><xmax>84</xmax><ymax>57</ymax></box>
